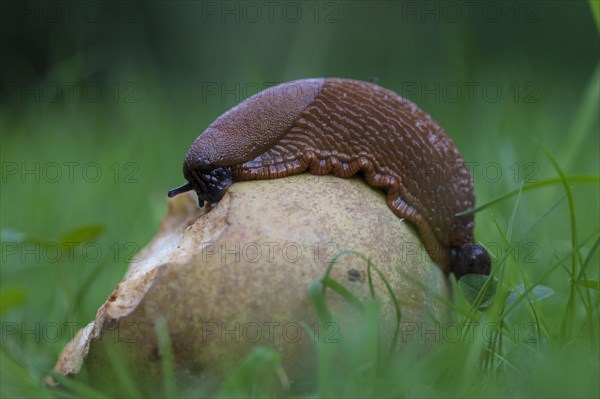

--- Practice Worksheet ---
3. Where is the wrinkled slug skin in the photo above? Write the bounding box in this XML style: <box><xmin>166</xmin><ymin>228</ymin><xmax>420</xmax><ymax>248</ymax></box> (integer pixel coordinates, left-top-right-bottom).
<box><xmin>184</xmin><ymin>78</ymin><xmax>475</xmax><ymax>272</ymax></box>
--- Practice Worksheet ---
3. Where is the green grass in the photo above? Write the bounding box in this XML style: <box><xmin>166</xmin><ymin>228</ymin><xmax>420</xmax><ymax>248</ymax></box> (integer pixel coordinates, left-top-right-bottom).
<box><xmin>1</xmin><ymin>1</ymin><xmax>599</xmax><ymax>397</ymax></box>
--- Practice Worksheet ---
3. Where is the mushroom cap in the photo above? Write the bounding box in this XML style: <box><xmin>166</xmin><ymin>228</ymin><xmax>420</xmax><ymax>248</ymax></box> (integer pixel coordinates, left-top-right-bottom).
<box><xmin>49</xmin><ymin>175</ymin><xmax>450</xmax><ymax>391</ymax></box>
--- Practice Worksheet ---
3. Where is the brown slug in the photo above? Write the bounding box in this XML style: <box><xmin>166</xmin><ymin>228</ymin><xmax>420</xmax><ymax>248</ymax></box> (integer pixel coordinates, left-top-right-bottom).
<box><xmin>168</xmin><ymin>78</ymin><xmax>490</xmax><ymax>278</ymax></box>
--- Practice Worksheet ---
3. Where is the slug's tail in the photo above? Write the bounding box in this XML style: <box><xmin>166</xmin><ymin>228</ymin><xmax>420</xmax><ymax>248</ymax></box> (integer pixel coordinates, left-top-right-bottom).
<box><xmin>168</xmin><ymin>182</ymin><xmax>193</xmax><ymax>198</ymax></box>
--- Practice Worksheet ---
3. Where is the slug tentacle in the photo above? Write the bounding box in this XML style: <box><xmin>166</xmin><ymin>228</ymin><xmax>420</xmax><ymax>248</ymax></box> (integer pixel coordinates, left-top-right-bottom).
<box><xmin>169</xmin><ymin>78</ymin><xmax>490</xmax><ymax>278</ymax></box>
<box><xmin>168</xmin><ymin>182</ymin><xmax>193</xmax><ymax>198</ymax></box>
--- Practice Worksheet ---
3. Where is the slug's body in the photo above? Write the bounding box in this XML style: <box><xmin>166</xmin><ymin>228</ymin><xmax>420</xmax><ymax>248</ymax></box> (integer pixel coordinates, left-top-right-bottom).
<box><xmin>169</xmin><ymin>78</ymin><xmax>490</xmax><ymax>278</ymax></box>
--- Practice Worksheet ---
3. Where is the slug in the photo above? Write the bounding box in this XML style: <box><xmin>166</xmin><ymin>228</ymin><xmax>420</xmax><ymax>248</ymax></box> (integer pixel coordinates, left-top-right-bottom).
<box><xmin>168</xmin><ymin>78</ymin><xmax>490</xmax><ymax>278</ymax></box>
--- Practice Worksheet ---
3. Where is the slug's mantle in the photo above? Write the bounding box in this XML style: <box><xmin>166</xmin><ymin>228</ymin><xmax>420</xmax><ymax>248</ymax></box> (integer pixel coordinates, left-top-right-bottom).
<box><xmin>49</xmin><ymin>175</ymin><xmax>450</xmax><ymax>390</ymax></box>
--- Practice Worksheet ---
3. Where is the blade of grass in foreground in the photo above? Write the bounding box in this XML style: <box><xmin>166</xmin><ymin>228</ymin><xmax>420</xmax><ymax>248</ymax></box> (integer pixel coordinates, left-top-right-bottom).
<box><xmin>540</xmin><ymin>144</ymin><xmax>581</xmax><ymax>341</ymax></box>
<box><xmin>104</xmin><ymin>345</ymin><xmax>142</xmax><ymax>398</ymax></box>
<box><xmin>0</xmin><ymin>349</ymin><xmax>53</xmax><ymax>399</ymax></box>
<box><xmin>319</xmin><ymin>249</ymin><xmax>368</xmax><ymax>295</ymax></box>
<box><xmin>506</xmin><ymin>181</ymin><xmax>525</xmax><ymax>242</ymax></box>
<box><xmin>503</xmin><ymin>232</ymin><xmax>599</xmax><ymax>318</ymax></box>
<box><xmin>366</xmin><ymin>260</ymin><xmax>402</xmax><ymax>356</ymax></box>
<box><xmin>311</xmin><ymin>249</ymin><xmax>371</xmax><ymax>320</ymax></box>
<box><xmin>467</xmin><ymin>190</ymin><xmax>564</xmax><ymax>315</ymax></box>
<box><xmin>563</xmin><ymin>61</ymin><xmax>600</xmax><ymax>166</ymax></box>
<box><xmin>457</xmin><ymin>176</ymin><xmax>599</xmax><ymax>216</ymax></box>
<box><xmin>309</xmin><ymin>278</ymin><xmax>332</xmax><ymax>322</ymax></box>
<box><xmin>311</xmin><ymin>249</ymin><xmax>403</xmax><ymax>364</ymax></box>
<box><xmin>590</xmin><ymin>1</ymin><xmax>600</xmax><ymax>32</ymax></box>
<box><xmin>154</xmin><ymin>316</ymin><xmax>176</xmax><ymax>398</ymax></box>
<box><xmin>47</xmin><ymin>372</ymin><xmax>107</xmax><ymax>399</ymax></box>
<box><xmin>577</xmin><ymin>235</ymin><xmax>600</xmax><ymax>282</ymax></box>
<box><xmin>319</xmin><ymin>278</ymin><xmax>365</xmax><ymax>312</ymax></box>
<box><xmin>219</xmin><ymin>347</ymin><xmax>284</xmax><ymax>397</ymax></box>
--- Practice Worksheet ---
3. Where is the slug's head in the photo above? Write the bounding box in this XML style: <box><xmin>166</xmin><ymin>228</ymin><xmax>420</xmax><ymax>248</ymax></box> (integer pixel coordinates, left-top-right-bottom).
<box><xmin>450</xmin><ymin>243</ymin><xmax>491</xmax><ymax>279</ymax></box>
<box><xmin>168</xmin><ymin>158</ymin><xmax>233</xmax><ymax>208</ymax></box>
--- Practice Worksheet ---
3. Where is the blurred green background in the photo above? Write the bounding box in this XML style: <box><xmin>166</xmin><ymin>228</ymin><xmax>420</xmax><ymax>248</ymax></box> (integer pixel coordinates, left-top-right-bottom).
<box><xmin>1</xmin><ymin>0</ymin><xmax>599</xmax><ymax>397</ymax></box>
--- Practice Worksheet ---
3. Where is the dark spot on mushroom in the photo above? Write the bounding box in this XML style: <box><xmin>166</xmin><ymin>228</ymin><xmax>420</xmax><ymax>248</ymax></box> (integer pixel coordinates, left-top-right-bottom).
<box><xmin>347</xmin><ymin>268</ymin><xmax>363</xmax><ymax>282</ymax></box>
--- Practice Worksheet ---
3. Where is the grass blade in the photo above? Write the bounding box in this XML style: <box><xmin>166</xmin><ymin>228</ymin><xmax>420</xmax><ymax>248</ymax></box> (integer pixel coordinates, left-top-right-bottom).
<box><xmin>154</xmin><ymin>316</ymin><xmax>176</xmax><ymax>398</ymax></box>
<box><xmin>540</xmin><ymin>144</ymin><xmax>580</xmax><ymax>340</ymax></box>
<box><xmin>457</xmin><ymin>176</ymin><xmax>599</xmax><ymax>216</ymax></box>
<box><xmin>320</xmin><ymin>278</ymin><xmax>365</xmax><ymax>312</ymax></box>
<box><xmin>219</xmin><ymin>347</ymin><xmax>283</xmax><ymax>397</ymax></box>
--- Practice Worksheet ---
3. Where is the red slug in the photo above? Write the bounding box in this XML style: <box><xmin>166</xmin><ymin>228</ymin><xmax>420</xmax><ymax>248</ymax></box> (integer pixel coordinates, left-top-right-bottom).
<box><xmin>168</xmin><ymin>78</ymin><xmax>490</xmax><ymax>278</ymax></box>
